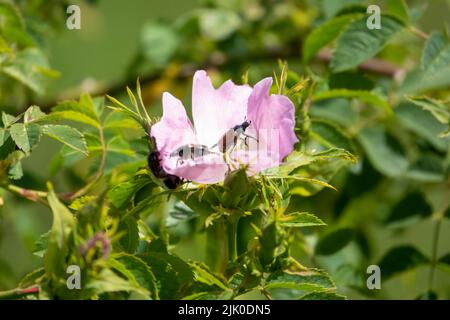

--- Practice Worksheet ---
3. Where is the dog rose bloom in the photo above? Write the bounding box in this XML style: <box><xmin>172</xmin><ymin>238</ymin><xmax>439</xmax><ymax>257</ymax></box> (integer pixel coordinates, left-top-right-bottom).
<box><xmin>151</xmin><ymin>70</ymin><xmax>298</xmax><ymax>184</ymax></box>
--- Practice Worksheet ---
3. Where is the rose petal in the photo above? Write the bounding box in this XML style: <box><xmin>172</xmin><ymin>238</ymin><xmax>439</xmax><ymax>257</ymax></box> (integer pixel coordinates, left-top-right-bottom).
<box><xmin>151</xmin><ymin>92</ymin><xmax>197</xmax><ymax>156</ymax></box>
<box><xmin>151</xmin><ymin>92</ymin><xmax>229</xmax><ymax>184</ymax></box>
<box><xmin>192</xmin><ymin>70</ymin><xmax>252</xmax><ymax>147</ymax></box>
<box><xmin>246</xmin><ymin>77</ymin><xmax>298</xmax><ymax>171</ymax></box>
<box><xmin>163</xmin><ymin>154</ymin><xmax>229</xmax><ymax>184</ymax></box>
<box><xmin>152</xmin><ymin>73</ymin><xmax>298</xmax><ymax>184</ymax></box>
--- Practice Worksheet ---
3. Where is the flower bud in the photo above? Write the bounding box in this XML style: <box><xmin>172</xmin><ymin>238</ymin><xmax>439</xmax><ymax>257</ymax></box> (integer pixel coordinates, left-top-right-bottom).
<box><xmin>221</xmin><ymin>168</ymin><xmax>249</xmax><ymax>208</ymax></box>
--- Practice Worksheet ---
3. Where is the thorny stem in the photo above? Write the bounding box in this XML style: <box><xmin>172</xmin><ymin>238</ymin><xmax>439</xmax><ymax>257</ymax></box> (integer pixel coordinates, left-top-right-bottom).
<box><xmin>3</xmin><ymin>184</ymin><xmax>48</xmax><ymax>205</ymax></box>
<box><xmin>0</xmin><ymin>286</ymin><xmax>39</xmax><ymax>300</ymax></box>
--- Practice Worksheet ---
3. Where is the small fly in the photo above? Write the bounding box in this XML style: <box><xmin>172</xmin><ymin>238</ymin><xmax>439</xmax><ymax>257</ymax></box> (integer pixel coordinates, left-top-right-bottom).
<box><xmin>212</xmin><ymin>119</ymin><xmax>257</xmax><ymax>153</ymax></box>
<box><xmin>170</xmin><ymin>144</ymin><xmax>216</xmax><ymax>165</ymax></box>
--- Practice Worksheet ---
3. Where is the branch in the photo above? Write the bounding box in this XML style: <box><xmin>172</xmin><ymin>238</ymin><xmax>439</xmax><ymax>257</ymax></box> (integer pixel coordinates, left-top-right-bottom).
<box><xmin>315</xmin><ymin>48</ymin><xmax>405</xmax><ymax>80</ymax></box>
<box><xmin>36</xmin><ymin>45</ymin><xmax>297</xmax><ymax>112</ymax></box>
<box><xmin>35</xmin><ymin>42</ymin><xmax>405</xmax><ymax>112</ymax></box>
<box><xmin>409</xmin><ymin>26</ymin><xmax>429</xmax><ymax>40</ymax></box>
<box><xmin>0</xmin><ymin>286</ymin><xmax>39</xmax><ymax>300</ymax></box>
<box><xmin>4</xmin><ymin>184</ymin><xmax>48</xmax><ymax>205</ymax></box>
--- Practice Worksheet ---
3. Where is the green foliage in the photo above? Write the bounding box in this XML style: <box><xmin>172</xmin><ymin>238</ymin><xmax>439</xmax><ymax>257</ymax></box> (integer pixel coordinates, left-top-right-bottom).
<box><xmin>357</xmin><ymin>126</ymin><xmax>408</xmax><ymax>177</ymax></box>
<box><xmin>303</xmin><ymin>13</ymin><xmax>363</xmax><ymax>63</ymax></box>
<box><xmin>401</xmin><ymin>31</ymin><xmax>450</xmax><ymax>93</ymax></box>
<box><xmin>1</xmin><ymin>0</ymin><xmax>450</xmax><ymax>301</ymax></box>
<box><xmin>331</xmin><ymin>15</ymin><xmax>404</xmax><ymax>72</ymax></box>
<box><xmin>315</xmin><ymin>228</ymin><xmax>355</xmax><ymax>256</ymax></box>
<box><xmin>378</xmin><ymin>246</ymin><xmax>430</xmax><ymax>280</ymax></box>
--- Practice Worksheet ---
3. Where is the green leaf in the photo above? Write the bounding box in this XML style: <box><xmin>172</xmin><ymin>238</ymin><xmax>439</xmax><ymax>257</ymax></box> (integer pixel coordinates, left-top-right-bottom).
<box><xmin>190</xmin><ymin>262</ymin><xmax>229</xmax><ymax>291</ymax></box>
<box><xmin>140</xmin><ymin>21</ymin><xmax>178</xmax><ymax>69</ymax></box>
<box><xmin>329</xmin><ymin>71</ymin><xmax>374</xmax><ymax>91</ymax></box>
<box><xmin>313</xmin><ymin>89</ymin><xmax>392</xmax><ymax>115</ymax></box>
<box><xmin>182</xmin><ymin>291</ymin><xmax>234</xmax><ymax>300</ymax></box>
<box><xmin>396</xmin><ymin>102</ymin><xmax>449</xmax><ymax>151</ymax></box>
<box><xmin>9</xmin><ymin>123</ymin><xmax>41</xmax><ymax>154</ymax></box>
<box><xmin>32</xmin><ymin>231</ymin><xmax>50</xmax><ymax>258</ymax></box>
<box><xmin>378</xmin><ymin>245</ymin><xmax>430</xmax><ymax>280</ymax></box>
<box><xmin>268</xmin><ymin>148</ymin><xmax>356</xmax><ymax>197</ymax></box>
<box><xmin>401</xmin><ymin>32</ymin><xmax>450</xmax><ymax>93</ymax></box>
<box><xmin>1</xmin><ymin>112</ymin><xmax>17</xmax><ymax>127</ymax></box>
<box><xmin>416</xmin><ymin>291</ymin><xmax>438</xmax><ymax>300</ymax></box>
<box><xmin>45</xmin><ymin>187</ymin><xmax>75</xmax><ymax>277</ymax></box>
<box><xmin>68</xmin><ymin>195</ymin><xmax>96</xmax><ymax>211</ymax></box>
<box><xmin>2</xmin><ymin>48</ymin><xmax>58</xmax><ymax>94</ymax></box>
<box><xmin>18</xmin><ymin>268</ymin><xmax>45</xmax><ymax>289</ymax></box>
<box><xmin>357</xmin><ymin>127</ymin><xmax>409</xmax><ymax>177</ymax></box>
<box><xmin>311</xmin><ymin>120</ymin><xmax>355</xmax><ymax>152</ymax></box>
<box><xmin>315</xmin><ymin>228</ymin><xmax>355</xmax><ymax>255</ymax></box>
<box><xmin>303</xmin><ymin>13</ymin><xmax>362</xmax><ymax>63</ymax></box>
<box><xmin>111</xmin><ymin>253</ymin><xmax>159</xmax><ymax>299</ymax></box>
<box><xmin>415</xmin><ymin>98</ymin><xmax>450</xmax><ymax>124</ymax></box>
<box><xmin>0</xmin><ymin>3</ymin><xmax>34</xmax><ymax>46</ymax></box>
<box><xmin>331</xmin><ymin>15</ymin><xmax>404</xmax><ymax>72</ymax></box>
<box><xmin>407</xmin><ymin>97</ymin><xmax>450</xmax><ymax>136</ymax></box>
<box><xmin>386</xmin><ymin>192</ymin><xmax>432</xmax><ymax>225</ymax></box>
<box><xmin>104</xmin><ymin>112</ymin><xmax>144</xmax><ymax>134</ymax></box>
<box><xmin>101</xmin><ymin>136</ymin><xmax>138</xmax><ymax>174</ymax></box>
<box><xmin>269</xmin><ymin>148</ymin><xmax>357</xmax><ymax>176</ymax></box>
<box><xmin>2</xmin><ymin>150</ymin><xmax>25</xmax><ymax>180</ymax></box>
<box><xmin>167</xmin><ymin>201</ymin><xmax>199</xmax><ymax>228</ymax></box>
<box><xmin>199</xmin><ymin>9</ymin><xmax>241</xmax><ymax>41</ymax></box>
<box><xmin>24</xmin><ymin>106</ymin><xmax>45</xmax><ymax>123</ymax></box>
<box><xmin>42</xmin><ymin>124</ymin><xmax>87</xmax><ymax>155</ymax></box>
<box><xmin>117</xmin><ymin>218</ymin><xmax>140</xmax><ymax>254</ymax></box>
<box><xmin>387</xmin><ymin>0</ymin><xmax>410</xmax><ymax>24</ymax></box>
<box><xmin>46</xmin><ymin>100</ymin><xmax>100</xmax><ymax>128</ymax></box>
<box><xmin>438</xmin><ymin>253</ymin><xmax>450</xmax><ymax>275</ymax></box>
<box><xmin>279</xmin><ymin>212</ymin><xmax>326</xmax><ymax>228</ymax></box>
<box><xmin>310</xmin><ymin>99</ymin><xmax>358</xmax><ymax>127</ymax></box>
<box><xmin>422</xmin><ymin>32</ymin><xmax>449</xmax><ymax>70</ymax></box>
<box><xmin>0</xmin><ymin>129</ymin><xmax>4</xmax><ymax>147</ymax></box>
<box><xmin>86</xmin><ymin>268</ymin><xmax>146</xmax><ymax>296</ymax></box>
<box><xmin>265</xmin><ymin>269</ymin><xmax>335</xmax><ymax>292</ymax></box>
<box><xmin>108</xmin><ymin>174</ymin><xmax>152</xmax><ymax>209</ymax></box>
<box><xmin>138</xmin><ymin>250</ymin><xmax>193</xmax><ymax>299</ymax></box>
<box><xmin>298</xmin><ymin>290</ymin><xmax>346</xmax><ymax>300</ymax></box>
<box><xmin>406</xmin><ymin>154</ymin><xmax>446</xmax><ymax>183</ymax></box>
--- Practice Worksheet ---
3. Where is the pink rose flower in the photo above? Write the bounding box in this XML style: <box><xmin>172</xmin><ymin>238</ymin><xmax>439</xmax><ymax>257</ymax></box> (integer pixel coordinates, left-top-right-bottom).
<box><xmin>151</xmin><ymin>70</ymin><xmax>298</xmax><ymax>184</ymax></box>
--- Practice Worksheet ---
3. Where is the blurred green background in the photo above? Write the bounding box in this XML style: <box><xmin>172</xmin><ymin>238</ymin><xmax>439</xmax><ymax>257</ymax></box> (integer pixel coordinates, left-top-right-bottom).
<box><xmin>1</xmin><ymin>0</ymin><xmax>450</xmax><ymax>299</ymax></box>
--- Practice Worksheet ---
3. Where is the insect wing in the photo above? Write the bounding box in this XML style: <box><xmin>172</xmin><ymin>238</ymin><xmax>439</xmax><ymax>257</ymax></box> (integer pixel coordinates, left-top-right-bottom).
<box><xmin>218</xmin><ymin>129</ymin><xmax>238</xmax><ymax>153</ymax></box>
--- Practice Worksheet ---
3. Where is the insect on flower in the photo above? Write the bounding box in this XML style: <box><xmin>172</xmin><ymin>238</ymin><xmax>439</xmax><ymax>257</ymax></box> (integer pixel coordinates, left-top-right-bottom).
<box><xmin>148</xmin><ymin>150</ymin><xmax>183</xmax><ymax>189</ymax></box>
<box><xmin>170</xmin><ymin>144</ymin><xmax>217</xmax><ymax>165</ymax></box>
<box><xmin>151</xmin><ymin>70</ymin><xmax>298</xmax><ymax>184</ymax></box>
<box><xmin>211</xmin><ymin>119</ymin><xmax>257</xmax><ymax>153</ymax></box>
